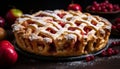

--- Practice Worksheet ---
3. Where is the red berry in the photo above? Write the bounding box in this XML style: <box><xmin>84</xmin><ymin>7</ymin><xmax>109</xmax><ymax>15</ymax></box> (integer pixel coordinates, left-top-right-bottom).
<box><xmin>107</xmin><ymin>50</ymin><xmax>113</xmax><ymax>56</ymax></box>
<box><xmin>93</xmin><ymin>1</ymin><xmax>97</xmax><ymax>5</ymax></box>
<box><xmin>86</xmin><ymin>55</ymin><xmax>95</xmax><ymax>62</ymax></box>
<box><xmin>107</xmin><ymin>48</ymin><xmax>114</xmax><ymax>56</ymax></box>
<box><xmin>100</xmin><ymin>3</ymin><xmax>106</xmax><ymax>7</ymax></box>
<box><xmin>97</xmin><ymin>6</ymin><xmax>102</xmax><ymax>12</ymax></box>
<box><xmin>115</xmin><ymin>18</ymin><xmax>120</xmax><ymax>23</ymax></box>
<box><xmin>108</xmin><ymin>4</ymin><xmax>113</xmax><ymax>10</ymax></box>
<box><xmin>88</xmin><ymin>0</ymin><xmax>120</xmax><ymax>13</ymax></box>
<box><xmin>113</xmin><ymin>5</ymin><xmax>120</xmax><ymax>11</ymax></box>
<box><xmin>102</xmin><ymin>9</ymin><xmax>108</xmax><ymax>12</ymax></box>
<box><xmin>101</xmin><ymin>51</ymin><xmax>107</xmax><ymax>56</ymax></box>
<box><xmin>94</xmin><ymin>4</ymin><xmax>99</xmax><ymax>9</ymax></box>
<box><xmin>89</xmin><ymin>6</ymin><xmax>96</xmax><ymax>11</ymax></box>
<box><xmin>114</xmin><ymin>49</ymin><xmax>119</xmax><ymax>55</ymax></box>
<box><xmin>104</xmin><ymin>0</ymin><xmax>109</xmax><ymax>4</ymax></box>
<box><xmin>112</xmin><ymin>25</ymin><xmax>116</xmax><ymax>30</ymax></box>
<box><xmin>107</xmin><ymin>48</ymin><xmax>113</xmax><ymax>51</ymax></box>
<box><xmin>101</xmin><ymin>5</ymin><xmax>106</xmax><ymax>9</ymax></box>
<box><xmin>111</xmin><ymin>41</ymin><xmax>117</xmax><ymax>46</ymax></box>
<box><xmin>111</xmin><ymin>41</ymin><xmax>120</xmax><ymax>46</ymax></box>
<box><xmin>90</xmin><ymin>56</ymin><xmax>95</xmax><ymax>60</ymax></box>
<box><xmin>86</xmin><ymin>56</ymin><xmax>91</xmax><ymax>62</ymax></box>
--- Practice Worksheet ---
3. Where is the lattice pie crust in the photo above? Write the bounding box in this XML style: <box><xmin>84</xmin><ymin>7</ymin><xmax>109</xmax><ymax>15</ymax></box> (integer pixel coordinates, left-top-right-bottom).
<box><xmin>12</xmin><ymin>10</ymin><xmax>111</xmax><ymax>56</ymax></box>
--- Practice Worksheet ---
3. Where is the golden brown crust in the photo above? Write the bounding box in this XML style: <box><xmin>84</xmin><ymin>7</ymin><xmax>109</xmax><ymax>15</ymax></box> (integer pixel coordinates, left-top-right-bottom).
<box><xmin>12</xmin><ymin>10</ymin><xmax>111</xmax><ymax>56</ymax></box>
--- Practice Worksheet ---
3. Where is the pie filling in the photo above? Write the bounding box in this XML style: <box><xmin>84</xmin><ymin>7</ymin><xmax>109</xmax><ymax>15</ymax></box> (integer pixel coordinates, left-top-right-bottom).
<box><xmin>12</xmin><ymin>10</ymin><xmax>111</xmax><ymax>56</ymax></box>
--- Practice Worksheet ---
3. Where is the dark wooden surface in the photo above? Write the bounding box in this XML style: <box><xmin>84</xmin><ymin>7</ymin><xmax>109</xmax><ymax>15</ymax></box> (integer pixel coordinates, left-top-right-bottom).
<box><xmin>9</xmin><ymin>38</ymin><xmax>120</xmax><ymax>69</ymax></box>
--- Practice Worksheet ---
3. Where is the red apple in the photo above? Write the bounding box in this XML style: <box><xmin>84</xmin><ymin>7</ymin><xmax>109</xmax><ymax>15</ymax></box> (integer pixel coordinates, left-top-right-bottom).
<box><xmin>67</xmin><ymin>4</ymin><xmax>82</xmax><ymax>11</ymax></box>
<box><xmin>115</xmin><ymin>18</ymin><xmax>120</xmax><ymax>24</ymax></box>
<box><xmin>0</xmin><ymin>40</ymin><xmax>17</xmax><ymax>67</ymax></box>
<box><xmin>6</xmin><ymin>8</ymin><xmax>23</xmax><ymax>24</ymax></box>
<box><xmin>0</xmin><ymin>16</ymin><xmax>5</xmax><ymax>27</ymax></box>
<box><xmin>0</xmin><ymin>46</ymin><xmax>18</xmax><ymax>67</ymax></box>
<box><xmin>0</xmin><ymin>40</ymin><xmax>14</xmax><ymax>49</ymax></box>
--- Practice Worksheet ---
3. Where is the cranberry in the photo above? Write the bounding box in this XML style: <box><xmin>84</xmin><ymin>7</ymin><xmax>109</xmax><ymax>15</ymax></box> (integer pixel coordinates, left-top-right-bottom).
<box><xmin>107</xmin><ymin>50</ymin><xmax>113</xmax><ymax>56</ymax></box>
<box><xmin>112</xmin><ymin>25</ymin><xmax>116</xmax><ymax>30</ymax></box>
<box><xmin>93</xmin><ymin>1</ymin><xmax>97</xmax><ymax>5</ymax></box>
<box><xmin>100</xmin><ymin>3</ymin><xmax>106</xmax><ymax>6</ymax></box>
<box><xmin>113</xmin><ymin>5</ymin><xmax>120</xmax><ymax>11</ymax></box>
<box><xmin>86</xmin><ymin>55</ymin><xmax>95</xmax><ymax>62</ymax></box>
<box><xmin>97</xmin><ymin>6</ymin><xmax>102</xmax><ymax>12</ymax></box>
<box><xmin>107</xmin><ymin>48</ymin><xmax>113</xmax><ymax>52</ymax></box>
<box><xmin>90</xmin><ymin>56</ymin><xmax>95</xmax><ymax>60</ymax></box>
<box><xmin>89</xmin><ymin>6</ymin><xmax>96</xmax><ymax>11</ymax></box>
<box><xmin>114</xmin><ymin>49</ymin><xmax>119</xmax><ymax>55</ymax></box>
<box><xmin>86</xmin><ymin>56</ymin><xmax>91</xmax><ymax>62</ymax></box>
<box><xmin>94</xmin><ymin>3</ymin><xmax>99</xmax><ymax>9</ymax></box>
<box><xmin>107</xmin><ymin>48</ymin><xmax>114</xmax><ymax>56</ymax></box>
<box><xmin>102</xmin><ymin>9</ymin><xmax>108</xmax><ymax>12</ymax></box>
<box><xmin>101</xmin><ymin>5</ymin><xmax>106</xmax><ymax>9</ymax></box>
<box><xmin>111</xmin><ymin>41</ymin><xmax>117</xmax><ymax>46</ymax></box>
<box><xmin>115</xmin><ymin>18</ymin><xmax>120</xmax><ymax>24</ymax></box>
<box><xmin>111</xmin><ymin>41</ymin><xmax>120</xmax><ymax>46</ymax></box>
<box><xmin>88</xmin><ymin>0</ymin><xmax>120</xmax><ymax>12</ymax></box>
<box><xmin>101</xmin><ymin>51</ymin><xmax>107</xmax><ymax>56</ymax></box>
<box><xmin>104</xmin><ymin>0</ymin><xmax>109</xmax><ymax>4</ymax></box>
<box><xmin>108</xmin><ymin>4</ymin><xmax>113</xmax><ymax>11</ymax></box>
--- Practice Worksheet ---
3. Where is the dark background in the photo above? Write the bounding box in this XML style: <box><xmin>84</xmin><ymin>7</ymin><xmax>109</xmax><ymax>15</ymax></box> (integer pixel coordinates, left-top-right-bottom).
<box><xmin>0</xmin><ymin>0</ymin><xmax>120</xmax><ymax>16</ymax></box>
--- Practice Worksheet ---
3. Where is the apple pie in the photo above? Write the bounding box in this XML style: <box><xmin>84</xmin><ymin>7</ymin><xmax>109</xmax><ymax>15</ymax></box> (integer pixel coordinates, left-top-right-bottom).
<box><xmin>12</xmin><ymin>10</ymin><xmax>111</xmax><ymax>56</ymax></box>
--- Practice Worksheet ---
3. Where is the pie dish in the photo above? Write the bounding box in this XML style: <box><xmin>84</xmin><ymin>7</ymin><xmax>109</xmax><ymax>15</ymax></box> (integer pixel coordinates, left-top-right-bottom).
<box><xmin>12</xmin><ymin>10</ymin><xmax>111</xmax><ymax>56</ymax></box>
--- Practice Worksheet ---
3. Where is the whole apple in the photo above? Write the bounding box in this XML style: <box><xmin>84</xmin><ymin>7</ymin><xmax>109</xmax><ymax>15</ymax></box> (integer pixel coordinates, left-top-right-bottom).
<box><xmin>6</xmin><ymin>8</ymin><xmax>23</xmax><ymax>25</ymax></box>
<box><xmin>0</xmin><ymin>40</ymin><xmax>14</xmax><ymax>49</ymax></box>
<box><xmin>0</xmin><ymin>40</ymin><xmax>17</xmax><ymax>67</ymax></box>
<box><xmin>67</xmin><ymin>4</ymin><xmax>82</xmax><ymax>11</ymax></box>
<box><xmin>0</xmin><ymin>27</ymin><xmax>6</xmax><ymax>40</ymax></box>
<box><xmin>0</xmin><ymin>47</ymin><xmax>18</xmax><ymax>67</ymax></box>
